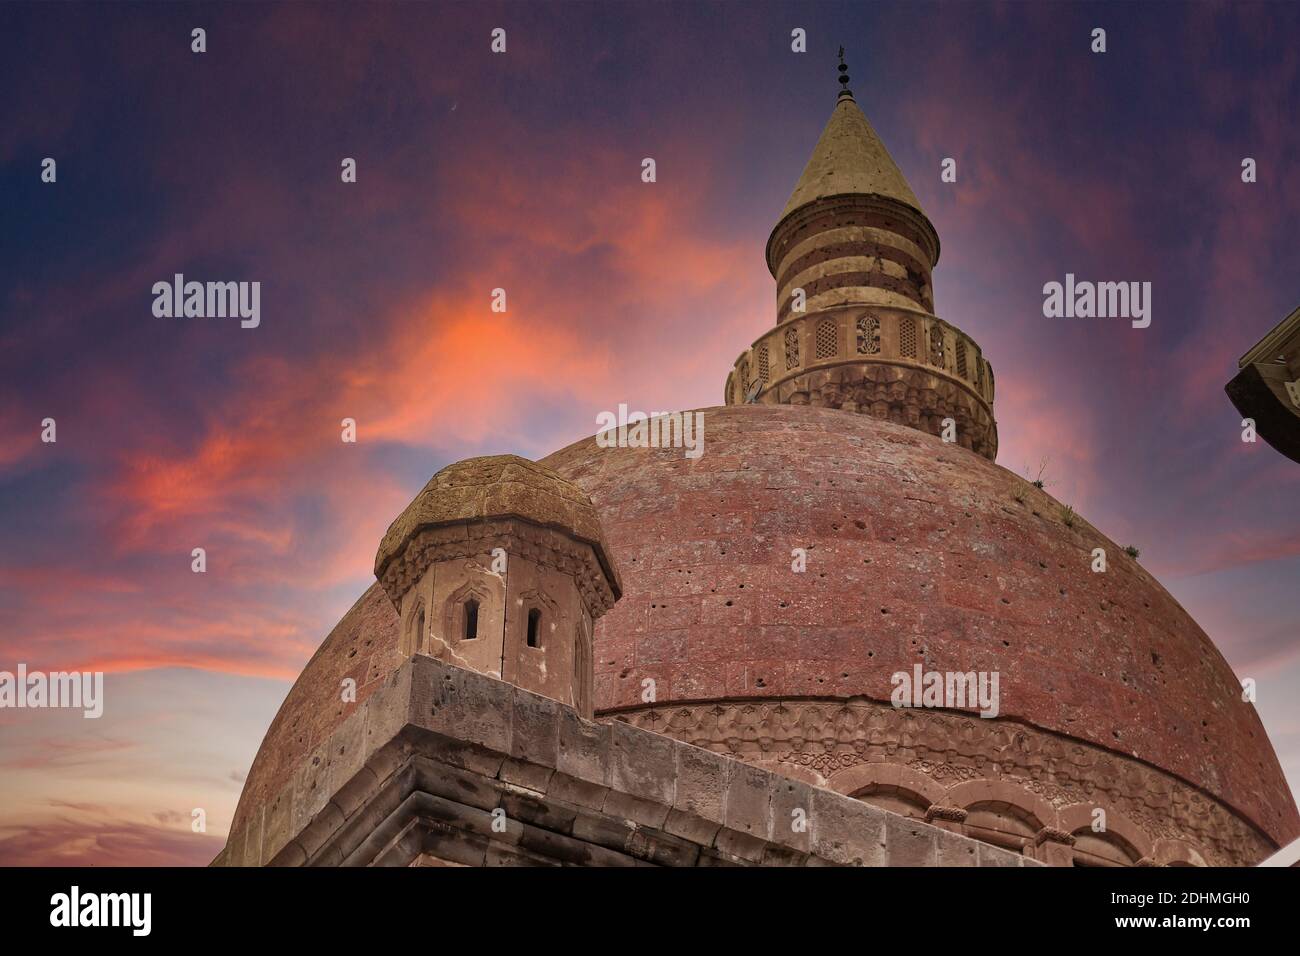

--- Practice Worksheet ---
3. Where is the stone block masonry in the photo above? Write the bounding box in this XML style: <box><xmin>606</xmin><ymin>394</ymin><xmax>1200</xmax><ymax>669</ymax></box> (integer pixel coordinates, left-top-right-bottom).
<box><xmin>212</xmin><ymin>655</ymin><xmax>1033</xmax><ymax>868</ymax></box>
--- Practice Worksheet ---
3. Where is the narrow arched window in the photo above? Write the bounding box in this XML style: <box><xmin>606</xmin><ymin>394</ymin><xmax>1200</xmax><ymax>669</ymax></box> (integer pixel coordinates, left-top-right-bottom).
<box><xmin>414</xmin><ymin>607</ymin><xmax>425</xmax><ymax>650</ymax></box>
<box><xmin>463</xmin><ymin>599</ymin><xmax>479</xmax><ymax>640</ymax></box>
<box><xmin>526</xmin><ymin>608</ymin><xmax>541</xmax><ymax>648</ymax></box>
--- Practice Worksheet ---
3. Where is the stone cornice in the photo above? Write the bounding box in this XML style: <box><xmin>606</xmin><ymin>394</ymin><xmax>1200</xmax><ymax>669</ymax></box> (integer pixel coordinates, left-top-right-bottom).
<box><xmin>377</xmin><ymin>517</ymin><xmax>619</xmax><ymax>620</ymax></box>
<box><xmin>1238</xmin><ymin>304</ymin><xmax>1300</xmax><ymax>368</ymax></box>
<box><xmin>1225</xmin><ymin>361</ymin><xmax>1300</xmax><ymax>464</ymax></box>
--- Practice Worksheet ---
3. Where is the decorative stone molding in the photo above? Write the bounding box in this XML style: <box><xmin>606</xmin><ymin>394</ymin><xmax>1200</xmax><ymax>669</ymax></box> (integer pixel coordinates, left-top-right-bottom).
<box><xmin>213</xmin><ymin>656</ymin><xmax>1035</xmax><ymax>869</ymax></box>
<box><xmin>826</xmin><ymin>763</ymin><xmax>945</xmax><ymax>807</ymax></box>
<box><xmin>1152</xmin><ymin>838</ymin><xmax>1210</xmax><ymax>868</ymax></box>
<box><xmin>375</xmin><ymin>454</ymin><xmax>621</xmax><ymax>613</ymax></box>
<box><xmin>378</xmin><ymin>519</ymin><xmax>619</xmax><ymax>621</ymax></box>
<box><xmin>1057</xmin><ymin>802</ymin><xmax>1152</xmax><ymax>860</ymax></box>
<box><xmin>609</xmin><ymin>698</ymin><xmax>1270</xmax><ymax>866</ymax></box>
<box><xmin>1225</xmin><ymin>303</ymin><xmax>1300</xmax><ymax>464</ymax></box>
<box><xmin>945</xmin><ymin>779</ymin><xmax>1060</xmax><ymax>834</ymax></box>
<box><xmin>926</xmin><ymin>806</ymin><xmax>969</xmax><ymax>824</ymax></box>
<box><xmin>1033</xmin><ymin>826</ymin><xmax>1076</xmax><ymax>848</ymax></box>
<box><xmin>726</xmin><ymin>305</ymin><xmax>996</xmax><ymax>459</ymax></box>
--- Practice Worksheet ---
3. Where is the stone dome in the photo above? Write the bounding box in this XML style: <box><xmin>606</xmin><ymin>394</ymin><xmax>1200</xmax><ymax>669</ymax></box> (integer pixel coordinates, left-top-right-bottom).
<box><xmin>540</xmin><ymin>405</ymin><xmax>1299</xmax><ymax>860</ymax></box>
<box><xmin>230</xmin><ymin>405</ymin><xmax>1298</xmax><ymax>862</ymax></box>
<box><xmin>226</xmin><ymin>79</ymin><xmax>1297</xmax><ymax>866</ymax></box>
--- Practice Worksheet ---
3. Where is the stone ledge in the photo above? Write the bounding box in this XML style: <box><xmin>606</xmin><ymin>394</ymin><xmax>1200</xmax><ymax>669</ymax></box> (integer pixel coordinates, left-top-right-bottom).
<box><xmin>215</xmin><ymin>655</ymin><xmax>1033</xmax><ymax>868</ymax></box>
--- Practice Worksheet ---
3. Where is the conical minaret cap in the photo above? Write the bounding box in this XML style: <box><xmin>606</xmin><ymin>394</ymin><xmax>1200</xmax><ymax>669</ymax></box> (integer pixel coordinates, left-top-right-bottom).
<box><xmin>779</xmin><ymin>94</ymin><xmax>926</xmax><ymax>221</ymax></box>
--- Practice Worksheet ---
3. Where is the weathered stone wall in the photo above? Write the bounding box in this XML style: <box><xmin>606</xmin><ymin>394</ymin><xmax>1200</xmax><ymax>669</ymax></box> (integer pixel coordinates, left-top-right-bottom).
<box><xmin>214</xmin><ymin>656</ymin><xmax>1033</xmax><ymax>867</ymax></box>
<box><xmin>394</xmin><ymin>520</ymin><xmax>595</xmax><ymax>715</ymax></box>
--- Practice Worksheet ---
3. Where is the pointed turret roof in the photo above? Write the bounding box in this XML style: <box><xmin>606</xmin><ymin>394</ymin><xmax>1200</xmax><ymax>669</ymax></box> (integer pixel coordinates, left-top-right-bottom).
<box><xmin>780</xmin><ymin>93</ymin><xmax>925</xmax><ymax>220</ymax></box>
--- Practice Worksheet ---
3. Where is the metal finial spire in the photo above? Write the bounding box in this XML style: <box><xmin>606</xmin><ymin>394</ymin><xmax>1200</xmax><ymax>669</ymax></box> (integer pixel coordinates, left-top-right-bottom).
<box><xmin>837</xmin><ymin>46</ymin><xmax>853</xmax><ymax>99</ymax></box>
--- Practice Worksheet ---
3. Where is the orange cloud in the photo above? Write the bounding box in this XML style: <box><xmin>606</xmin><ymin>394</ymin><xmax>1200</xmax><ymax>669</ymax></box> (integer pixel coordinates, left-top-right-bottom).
<box><xmin>5</xmin><ymin>120</ymin><xmax>761</xmax><ymax>685</ymax></box>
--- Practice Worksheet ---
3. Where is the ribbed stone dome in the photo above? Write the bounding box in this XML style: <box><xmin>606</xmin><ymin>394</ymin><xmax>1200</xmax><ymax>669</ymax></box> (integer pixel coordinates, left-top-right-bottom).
<box><xmin>230</xmin><ymin>405</ymin><xmax>1297</xmax><ymax>863</ymax></box>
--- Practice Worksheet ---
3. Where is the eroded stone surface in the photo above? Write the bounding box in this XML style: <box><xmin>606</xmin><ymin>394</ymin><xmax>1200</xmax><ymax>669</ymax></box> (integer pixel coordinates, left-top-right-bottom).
<box><xmin>218</xmin><ymin>656</ymin><xmax>1029</xmax><ymax>869</ymax></box>
<box><xmin>374</xmin><ymin>454</ymin><xmax>620</xmax><ymax>603</ymax></box>
<box><xmin>541</xmin><ymin>404</ymin><xmax>1299</xmax><ymax>854</ymax></box>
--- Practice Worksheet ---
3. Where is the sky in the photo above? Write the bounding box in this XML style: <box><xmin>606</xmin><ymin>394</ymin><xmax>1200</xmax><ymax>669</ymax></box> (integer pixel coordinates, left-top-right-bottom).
<box><xmin>1</xmin><ymin>0</ymin><xmax>1298</xmax><ymax>865</ymax></box>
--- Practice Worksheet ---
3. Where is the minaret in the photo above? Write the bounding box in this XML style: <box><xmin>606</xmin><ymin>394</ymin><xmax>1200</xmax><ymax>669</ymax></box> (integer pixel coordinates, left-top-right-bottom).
<box><xmin>725</xmin><ymin>51</ymin><xmax>997</xmax><ymax>460</ymax></box>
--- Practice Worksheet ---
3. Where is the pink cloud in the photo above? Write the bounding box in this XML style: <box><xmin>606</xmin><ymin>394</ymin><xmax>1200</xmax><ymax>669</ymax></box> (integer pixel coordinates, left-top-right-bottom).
<box><xmin>0</xmin><ymin>817</ymin><xmax>222</xmax><ymax>867</ymax></box>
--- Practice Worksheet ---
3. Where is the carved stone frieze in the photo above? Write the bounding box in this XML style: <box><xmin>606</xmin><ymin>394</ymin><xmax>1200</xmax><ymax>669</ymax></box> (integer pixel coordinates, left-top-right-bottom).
<box><xmin>379</xmin><ymin>519</ymin><xmax>619</xmax><ymax>620</ymax></box>
<box><xmin>771</xmin><ymin>362</ymin><xmax>997</xmax><ymax>459</ymax></box>
<box><xmin>610</xmin><ymin>698</ymin><xmax>1272</xmax><ymax>866</ymax></box>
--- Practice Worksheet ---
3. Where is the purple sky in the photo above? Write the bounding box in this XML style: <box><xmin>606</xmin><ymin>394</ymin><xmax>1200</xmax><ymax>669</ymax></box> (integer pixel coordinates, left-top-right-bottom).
<box><xmin>1</xmin><ymin>0</ymin><xmax>1298</xmax><ymax>864</ymax></box>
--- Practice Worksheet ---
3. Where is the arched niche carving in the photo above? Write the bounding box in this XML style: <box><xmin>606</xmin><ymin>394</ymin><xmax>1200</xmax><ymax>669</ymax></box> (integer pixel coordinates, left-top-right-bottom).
<box><xmin>1151</xmin><ymin>837</ymin><xmax>1210</xmax><ymax>868</ymax></box>
<box><xmin>1058</xmin><ymin>802</ymin><xmax>1153</xmax><ymax>865</ymax></box>
<box><xmin>827</xmin><ymin>763</ymin><xmax>944</xmax><ymax>819</ymax></box>
<box><xmin>945</xmin><ymin>779</ymin><xmax>1059</xmax><ymax>832</ymax></box>
<box><xmin>945</xmin><ymin>779</ymin><xmax>1056</xmax><ymax>854</ymax></box>
<box><xmin>401</xmin><ymin>597</ymin><xmax>428</xmax><ymax>657</ymax></box>
<box><xmin>442</xmin><ymin>578</ymin><xmax>494</xmax><ymax>645</ymax></box>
